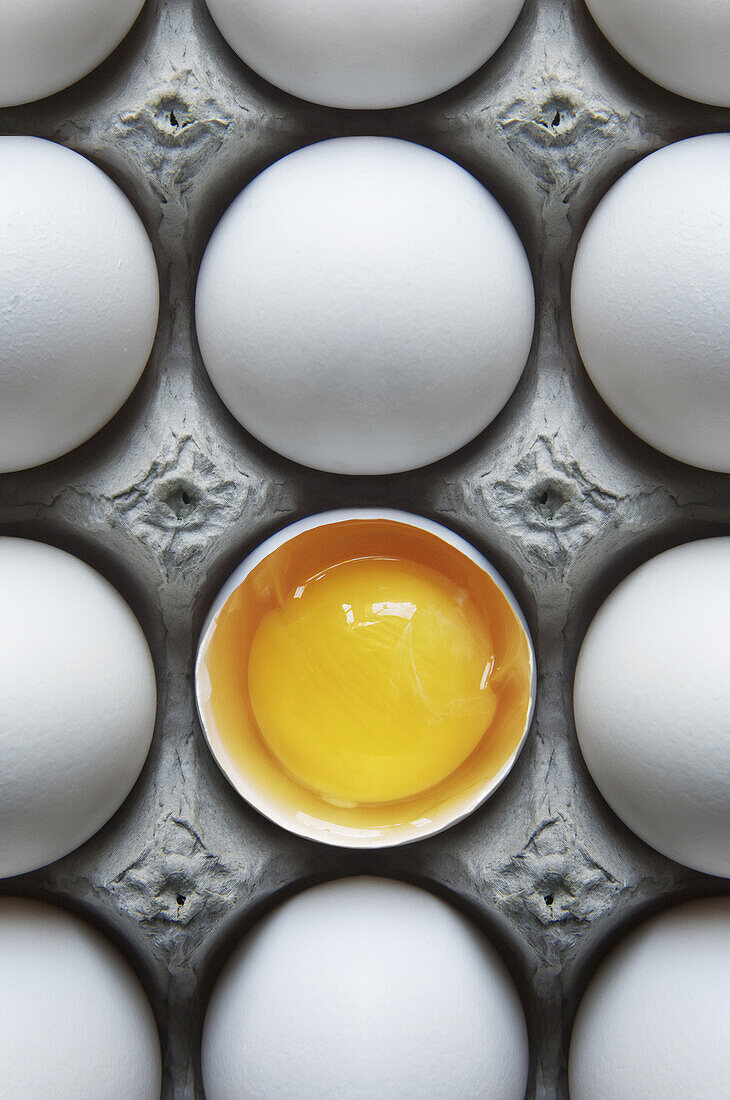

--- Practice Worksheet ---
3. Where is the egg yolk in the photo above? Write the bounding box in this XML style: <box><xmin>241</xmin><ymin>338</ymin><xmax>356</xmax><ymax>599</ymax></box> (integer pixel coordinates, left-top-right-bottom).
<box><xmin>247</xmin><ymin>557</ymin><xmax>496</xmax><ymax>805</ymax></box>
<box><xmin>200</xmin><ymin>517</ymin><xmax>533</xmax><ymax>836</ymax></box>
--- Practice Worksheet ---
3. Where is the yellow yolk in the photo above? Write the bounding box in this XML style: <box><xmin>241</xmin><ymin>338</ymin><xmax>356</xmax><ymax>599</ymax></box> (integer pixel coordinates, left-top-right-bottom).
<box><xmin>200</xmin><ymin>517</ymin><xmax>534</xmax><ymax>836</ymax></box>
<box><xmin>247</xmin><ymin>558</ymin><xmax>497</xmax><ymax>805</ymax></box>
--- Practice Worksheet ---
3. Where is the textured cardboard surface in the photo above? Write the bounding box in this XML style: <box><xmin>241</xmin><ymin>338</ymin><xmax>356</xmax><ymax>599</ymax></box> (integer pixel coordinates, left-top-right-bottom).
<box><xmin>1</xmin><ymin>1</ymin><xmax>728</xmax><ymax>1095</ymax></box>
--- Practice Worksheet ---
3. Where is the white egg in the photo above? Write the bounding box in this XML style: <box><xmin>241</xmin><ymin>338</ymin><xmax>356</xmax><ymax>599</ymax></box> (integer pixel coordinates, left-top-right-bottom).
<box><xmin>0</xmin><ymin>538</ymin><xmax>157</xmax><ymax>879</ymax></box>
<box><xmin>0</xmin><ymin>137</ymin><xmax>159</xmax><ymax>474</ymax></box>
<box><xmin>203</xmin><ymin>0</ymin><xmax>525</xmax><ymax>110</ymax></box>
<box><xmin>574</xmin><ymin>538</ymin><xmax>730</xmax><ymax>878</ymax></box>
<box><xmin>196</xmin><ymin>137</ymin><xmax>535</xmax><ymax>475</ymax></box>
<box><xmin>572</xmin><ymin>134</ymin><xmax>730</xmax><ymax>473</ymax></box>
<box><xmin>0</xmin><ymin>898</ymin><xmax>161</xmax><ymax>1099</ymax></box>
<box><xmin>0</xmin><ymin>0</ymin><xmax>146</xmax><ymax>108</ymax></box>
<box><xmin>585</xmin><ymin>0</ymin><xmax>730</xmax><ymax>108</ymax></box>
<box><xmin>202</xmin><ymin>878</ymin><xmax>529</xmax><ymax>1100</ymax></box>
<box><xmin>569</xmin><ymin>898</ymin><xmax>730</xmax><ymax>1099</ymax></box>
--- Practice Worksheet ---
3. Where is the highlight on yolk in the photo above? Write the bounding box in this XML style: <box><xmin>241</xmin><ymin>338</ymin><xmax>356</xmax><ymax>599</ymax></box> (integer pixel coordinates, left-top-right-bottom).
<box><xmin>197</xmin><ymin>515</ymin><xmax>534</xmax><ymax>844</ymax></box>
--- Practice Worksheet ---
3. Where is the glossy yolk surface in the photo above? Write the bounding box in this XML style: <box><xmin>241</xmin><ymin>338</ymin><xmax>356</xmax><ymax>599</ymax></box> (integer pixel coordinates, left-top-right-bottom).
<box><xmin>201</xmin><ymin>518</ymin><xmax>533</xmax><ymax>835</ymax></box>
<box><xmin>247</xmin><ymin>557</ymin><xmax>496</xmax><ymax>804</ymax></box>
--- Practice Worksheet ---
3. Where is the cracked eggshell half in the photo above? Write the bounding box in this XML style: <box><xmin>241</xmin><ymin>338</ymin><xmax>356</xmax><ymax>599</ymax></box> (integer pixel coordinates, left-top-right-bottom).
<box><xmin>574</xmin><ymin>537</ymin><xmax>730</xmax><ymax>877</ymax></box>
<box><xmin>196</xmin><ymin>137</ymin><xmax>535</xmax><ymax>475</ymax></box>
<box><xmin>570</xmin><ymin>898</ymin><xmax>730</xmax><ymax>1099</ymax></box>
<box><xmin>203</xmin><ymin>0</ymin><xmax>526</xmax><ymax>110</ymax></box>
<box><xmin>0</xmin><ymin>136</ymin><xmax>159</xmax><ymax>474</ymax></box>
<box><xmin>0</xmin><ymin>0</ymin><xmax>147</xmax><ymax>107</ymax></box>
<box><xmin>0</xmin><ymin>897</ymin><xmax>161</xmax><ymax>1099</ymax></box>
<box><xmin>202</xmin><ymin>877</ymin><xmax>530</xmax><ymax>1100</ymax></box>
<box><xmin>572</xmin><ymin>134</ymin><xmax>730</xmax><ymax>472</ymax></box>
<box><xmin>0</xmin><ymin>538</ymin><xmax>157</xmax><ymax>879</ymax></box>
<box><xmin>195</xmin><ymin>509</ymin><xmax>537</xmax><ymax>848</ymax></box>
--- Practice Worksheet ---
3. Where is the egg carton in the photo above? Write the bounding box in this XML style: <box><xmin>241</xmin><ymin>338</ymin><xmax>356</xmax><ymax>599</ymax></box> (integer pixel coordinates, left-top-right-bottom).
<box><xmin>1</xmin><ymin>0</ymin><xmax>729</xmax><ymax>1096</ymax></box>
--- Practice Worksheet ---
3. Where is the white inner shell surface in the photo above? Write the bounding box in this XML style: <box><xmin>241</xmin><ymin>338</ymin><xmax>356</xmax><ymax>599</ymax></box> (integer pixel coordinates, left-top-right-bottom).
<box><xmin>0</xmin><ymin>538</ymin><xmax>157</xmax><ymax>879</ymax></box>
<box><xmin>571</xmin><ymin>133</ymin><xmax>730</xmax><ymax>473</ymax></box>
<box><xmin>203</xmin><ymin>0</ymin><xmax>526</xmax><ymax>110</ymax></box>
<box><xmin>0</xmin><ymin>0</ymin><xmax>147</xmax><ymax>108</ymax></box>
<box><xmin>196</xmin><ymin>136</ymin><xmax>535</xmax><ymax>476</ymax></box>
<box><xmin>0</xmin><ymin>898</ymin><xmax>161</xmax><ymax>1100</ymax></box>
<box><xmin>202</xmin><ymin>877</ymin><xmax>529</xmax><ymax>1100</ymax></box>
<box><xmin>0</xmin><ymin>136</ymin><xmax>159</xmax><ymax>474</ymax></box>
<box><xmin>574</xmin><ymin>537</ymin><xmax>730</xmax><ymax>878</ymax></box>
<box><xmin>570</xmin><ymin>898</ymin><xmax>730</xmax><ymax>1100</ymax></box>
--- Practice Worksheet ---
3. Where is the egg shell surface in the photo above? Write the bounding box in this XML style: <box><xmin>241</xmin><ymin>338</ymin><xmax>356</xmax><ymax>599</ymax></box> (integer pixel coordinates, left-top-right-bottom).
<box><xmin>0</xmin><ymin>538</ymin><xmax>157</xmax><ymax>879</ymax></box>
<box><xmin>0</xmin><ymin>0</ymin><xmax>146</xmax><ymax>108</ymax></box>
<box><xmin>585</xmin><ymin>0</ymin><xmax>730</xmax><ymax>108</ymax></box>
<box><xmin>571</xmin><ymin>133</ymin><xmax>730</xmax><ymax>472</ymax></box>
<box><xmin>0</xmin><ymin>136</ymin><xmax>159</xmax><ymax>473</ymax></box>
<box><xmin>0</xmin><ymin>897</ymin><xmax>161</xmax><ymax>1099</ymax></box>
<box><xmin>574</xmin><ymin>537</ymin><xmax>730</xmax><ymax>877</ymax></box>
<box><xmin>196</xmin><ymin>137</ymin><xmax>535</xmax><ymax>476</ymax></box>
<box><xmin>569</xmin><ymin>897</ymin><xmax>730</xmax><ymax>1099</ymax></box>
<box><xmin>202</xmin><ymin>877</ymin><xmax>529</xmax><ymax>1100</ymax></box>
<box><xmin>203</xmin><ymin>0</ymin><xmax>526</xmax><ymax>109</ymax></box>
